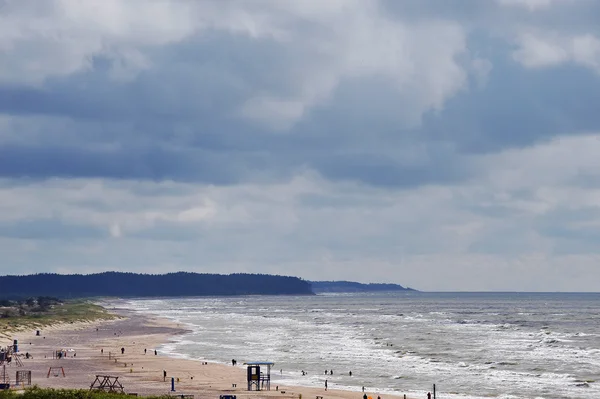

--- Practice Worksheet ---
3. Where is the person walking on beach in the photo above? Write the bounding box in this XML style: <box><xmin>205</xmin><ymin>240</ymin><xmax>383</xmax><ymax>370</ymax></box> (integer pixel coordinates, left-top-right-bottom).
<box><xmin>163</xmin><ymin>370</ymin><xmax>167</xmax><ymax>382</ymax></box>
<box><xmin>144</xmin><ymin>348</ymin><xmax>147</xmax><ymax>354</ymax></box>
<box><xmin>349</xmin><ymin>371</ymin><xmax>352</xmax><ymax>376</ymax></box>
<box><xmin>155</xmin><ymin>350</ymin><xmax>157</xmax><ymax>355</ymax></box>
<box><xmin>363</xmin><ymin>393</ymin><xmax>367</xmax><ymax>399</ymax></box>
<box><xmin>325</xmin><ymin>379</ymin><xmax>328</xmax><ymax>391</ymax></box>
<box><xmin>427</xmin><ymin>393</ymin><xmax>431</xmax><ymax>399</ymax></box>
<box><xmin>121</xmin><ymin>347</ymin><xmax>125</xmax><ymax>355</ymax></box>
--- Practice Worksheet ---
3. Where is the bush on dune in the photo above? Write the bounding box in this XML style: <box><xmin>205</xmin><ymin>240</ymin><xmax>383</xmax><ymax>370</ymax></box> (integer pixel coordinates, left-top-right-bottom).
<box><xmin>0</xmin><ymin>387</ymin><xmax>169</xmax><ymax>399</ymax></box>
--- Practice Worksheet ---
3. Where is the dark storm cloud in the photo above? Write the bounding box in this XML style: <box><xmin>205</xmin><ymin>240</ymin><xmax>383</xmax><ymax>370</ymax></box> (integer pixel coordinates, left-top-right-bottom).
<box><xmin>422</xmin><ymin>62</ymin><xmax>600</xmax><ymax>154</ymax></box>
<box><xmin>3</xmin><ymin>60</ymin><xmax>600</xmax><ymax>187</ymax></box>
<box><xmin>1</xmin><ymin>0</ymin><xmax>600</xmax><ymax>190</ymax></box>
<box><xmin>0</xmin><ymin>142</ymin><xmax>252</xmax><ymax>184</ymax></box>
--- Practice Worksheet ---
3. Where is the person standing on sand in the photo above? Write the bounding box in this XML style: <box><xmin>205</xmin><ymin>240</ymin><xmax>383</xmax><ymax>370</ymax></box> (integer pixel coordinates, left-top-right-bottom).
<box><xmin>325</xmin><ymin>380</ymin><xmax>328</xmax><ymax>391</ymax></box>
<box><xmin>163</xmin><ymin>370</ymin><xmax>167</xmax><ymax>381</ymax></box>
<box><xmin>144</xmin><ymin>348</ymin><xmax>147</xmax><ymax>354</ymax></box>
<box><xmin>155</xmin><ymin>349</ymin><xmax>157</xmax><ymax>355</ymax></box>
<box><xmin>427</xmin><ymin>393</ymin><xmax>431</xmax><ymax>399</ymax></box>
<box><xmin>121</xmin><ymin>347</ymin><xmax>125</xmax><ymax>355</ymax></box>
<box><xmin>363</xmin><ymin>393</ymin><xmax>367</xmax><ymax>399</ymax></box>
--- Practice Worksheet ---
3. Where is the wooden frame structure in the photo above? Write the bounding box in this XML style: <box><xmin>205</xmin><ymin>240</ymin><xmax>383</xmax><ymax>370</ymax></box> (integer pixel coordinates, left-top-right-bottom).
<box><xmin>16</xmin><ymin>370</ymin><xmax>31</xmax><ymax>386</ymax></box>
<box><xmin>244</xmin><ymin>361</ymin><xmax>273</xmax><ymax>391</ymax></box>
<box><xmin>0</xmin><ymin>364</ymin><xmax>9</xmax><ymax>389</ymax></box>
<box><xmin>47</xmin><ymin>367</ymin><xmax>66</xmax><ymax>378</ymax></box>
<box><xmin>90</xmin><ymin>375</ymin><xmax>124</xmax><ymax>393</ymax></box>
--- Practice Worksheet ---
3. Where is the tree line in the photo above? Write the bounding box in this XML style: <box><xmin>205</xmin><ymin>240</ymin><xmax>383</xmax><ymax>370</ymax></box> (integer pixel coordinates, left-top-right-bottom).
<box><xmin>0</xmin><ymin>272</ymin><xmax>314</xmax><ymax>299</ymax></box>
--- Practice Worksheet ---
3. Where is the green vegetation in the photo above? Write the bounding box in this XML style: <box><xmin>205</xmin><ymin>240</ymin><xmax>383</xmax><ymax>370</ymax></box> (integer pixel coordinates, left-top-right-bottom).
<box><xmin>0</xmin><ymin>298</ymin><xmax>116</xmax><ymax>339</ymax></box>
<box><xmin>0</xmin><ymin>387</ymin><xmax>169</xmax><ymax>399</ymax></box>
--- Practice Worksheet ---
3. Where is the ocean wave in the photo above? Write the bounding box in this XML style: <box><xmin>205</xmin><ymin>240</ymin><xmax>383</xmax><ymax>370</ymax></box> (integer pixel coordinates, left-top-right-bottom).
<box><xmin>112</xmin><ymin>294</ymin><xmax>600</xmax><ymax>399</ymax></box>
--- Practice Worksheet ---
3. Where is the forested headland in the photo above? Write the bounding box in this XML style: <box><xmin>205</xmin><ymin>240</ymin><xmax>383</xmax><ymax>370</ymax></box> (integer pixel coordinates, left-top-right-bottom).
<box><xmin>0</xmin><ymin>272</ymin><xmax>313</xmax><ymax>299</ymax></box>
<box><xmin>310</xmin><ymin>280</ymin><xmax>415</xmax><ymax>293</ymax></box>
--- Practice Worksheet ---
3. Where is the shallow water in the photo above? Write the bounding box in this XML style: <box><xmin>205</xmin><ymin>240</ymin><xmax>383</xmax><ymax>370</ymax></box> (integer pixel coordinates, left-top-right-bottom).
<box><xmin>111</xmin><ymin>292</ymin><xmax>600</xmax><ymax>399</ymax></box>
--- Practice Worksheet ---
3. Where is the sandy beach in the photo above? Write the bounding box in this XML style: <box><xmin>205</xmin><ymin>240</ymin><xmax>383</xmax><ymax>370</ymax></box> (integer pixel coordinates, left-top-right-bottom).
<box><xmin>2</xmin><ymin>310</ymin><xmax>419</xmax><ymax>399</ymax></box>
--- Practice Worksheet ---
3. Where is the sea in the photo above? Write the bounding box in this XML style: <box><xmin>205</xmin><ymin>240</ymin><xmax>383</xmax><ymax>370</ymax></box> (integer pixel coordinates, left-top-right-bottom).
<box><xmin>110</xmin><ymin>292</ymin><xmax>600</xmax><ymax>399</ymax></box>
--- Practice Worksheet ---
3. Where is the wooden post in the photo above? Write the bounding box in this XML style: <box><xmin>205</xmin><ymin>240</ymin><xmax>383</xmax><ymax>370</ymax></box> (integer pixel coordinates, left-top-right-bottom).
<box><xmin>433</xmin><ymin>384</ymin><xmax>436</xmax><ymax>399</ymax></box>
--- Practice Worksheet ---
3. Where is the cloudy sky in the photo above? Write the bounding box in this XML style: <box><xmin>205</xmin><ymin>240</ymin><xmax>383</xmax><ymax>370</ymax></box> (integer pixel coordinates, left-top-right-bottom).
<box><xmin>1</xmin><ymin>0</ymin><xmax>600</xmax><ymax>291</ymax></box>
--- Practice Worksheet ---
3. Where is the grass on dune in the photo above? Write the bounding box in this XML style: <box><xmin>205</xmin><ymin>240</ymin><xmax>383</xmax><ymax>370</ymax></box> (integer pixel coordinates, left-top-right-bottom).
<box><xmin>0</xmin><ymin>300</ymin><xmax>117</xmax><ymax>339</ymax></box>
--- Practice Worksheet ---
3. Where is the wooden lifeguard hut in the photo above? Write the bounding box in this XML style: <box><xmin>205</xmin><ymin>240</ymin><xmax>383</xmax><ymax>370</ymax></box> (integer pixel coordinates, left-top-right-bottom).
<box><xmin>243</xmin><ymin>361</ymin><xmax>274</xmax><ymax>391</ymax></box>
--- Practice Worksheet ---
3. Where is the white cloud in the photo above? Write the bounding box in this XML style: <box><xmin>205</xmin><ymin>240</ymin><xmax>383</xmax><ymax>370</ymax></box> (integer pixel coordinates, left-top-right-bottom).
<box><xmin>512</xmin><ymin>32</ymin><xmax>570</xmax><ymax>67</ymax></box>
<box><xmin>0</xmin><ymin>0</ymin><xmax>198</xmax><ymax>85</ymax></box>
<box><xmin>109</xmin><ymin>223</ymin><xmax>122</xmax><ymax>238</ymax></box>
<box><xmin>513</xmin><ymin>31</ymin><xmax>600</xmax><ymax>72</ymax></box>
<box><xmin>0</xmin><ymin>1</ymin><xmax>475</xmax><ymax>129</ymax></box>
<box><xmin>572</xmin><ymin>34</ymin><xmax>600</xmax><ymax>71</ymax></box>
<box><xmin>497</xmin><ymin>0</ymin><xmax>556</xmax><ymax>11</ymax></box>
<box><xmin>481</xmin><ymin>134</ymin><xmax>600</xmax><ymax>191</ymax></box>
<box><xmin>239</xmin><ymin>13</ymin><xmax>471</xmax><ymax>129</ymax></box>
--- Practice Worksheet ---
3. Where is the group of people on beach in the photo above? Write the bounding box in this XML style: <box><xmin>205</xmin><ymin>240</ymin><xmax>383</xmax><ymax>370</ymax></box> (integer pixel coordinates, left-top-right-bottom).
<box><xmin>300</xmin><ymin>369</ymin><xmax>352</xmax><ymax>376</ymax></box>
<box><xmin>143</xmin><ymin>348</ymin><xmax>158</xmax><ymax>355</ymax></box>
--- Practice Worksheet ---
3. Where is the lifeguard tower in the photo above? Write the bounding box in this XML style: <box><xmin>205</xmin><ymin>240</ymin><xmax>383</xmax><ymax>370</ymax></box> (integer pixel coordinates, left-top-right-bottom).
<box><xmin>243</xmin><ymin>361</ymin><xmax>274</xmax><ymax>391</ymax></box>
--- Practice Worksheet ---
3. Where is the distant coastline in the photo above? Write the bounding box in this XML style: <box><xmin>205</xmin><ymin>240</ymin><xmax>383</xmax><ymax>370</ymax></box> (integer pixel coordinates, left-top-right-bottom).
<box><xmin>0</xmin><ymin>272</ymin><xmax>415</xmax><ymax>299</ymax></box>
<box><xmin>310</xmin><ymin>280</ymin><xmax>416</xmax><ymax>293</ymax></box>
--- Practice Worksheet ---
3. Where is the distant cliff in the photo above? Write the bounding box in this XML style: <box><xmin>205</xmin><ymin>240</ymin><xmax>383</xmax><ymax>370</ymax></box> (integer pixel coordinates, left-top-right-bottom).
<box><xmin>0</xmin><ymin>272</ymin><xmax>313</xmax><ymax>299</ymax></box>
<box><xmin>310</xmin><ymin>280</ymin><xmax>416</xmax><ymax>293</ymax></box>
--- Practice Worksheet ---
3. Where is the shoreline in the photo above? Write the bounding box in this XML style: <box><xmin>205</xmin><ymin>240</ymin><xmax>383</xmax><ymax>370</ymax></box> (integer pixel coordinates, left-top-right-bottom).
<box><xmin>4</xmin><ymin>308</ymin><xmax>420</xmax><ymax>399</ymax></box>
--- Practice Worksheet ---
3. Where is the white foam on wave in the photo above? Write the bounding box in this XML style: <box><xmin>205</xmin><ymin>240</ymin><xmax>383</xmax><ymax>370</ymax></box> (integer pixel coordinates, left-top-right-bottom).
<box><xmin>115</xmin><ymin>295</ymin><xmax>600</xmax><ymax>399</ymax></box>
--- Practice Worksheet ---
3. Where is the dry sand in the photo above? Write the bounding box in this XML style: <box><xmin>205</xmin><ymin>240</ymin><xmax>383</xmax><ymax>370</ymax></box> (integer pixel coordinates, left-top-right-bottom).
<box><xmin>2</xmin><ymin>310</ymin><xmax>419</xmax><ymax>399</ymax></box>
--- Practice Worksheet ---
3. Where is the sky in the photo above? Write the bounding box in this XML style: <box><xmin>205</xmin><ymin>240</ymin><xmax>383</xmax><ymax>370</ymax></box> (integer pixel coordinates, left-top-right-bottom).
<box><xmin>1</xmin><ymin>0</ymin><xmax>600</xmax><ymax>291</ymax></box>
